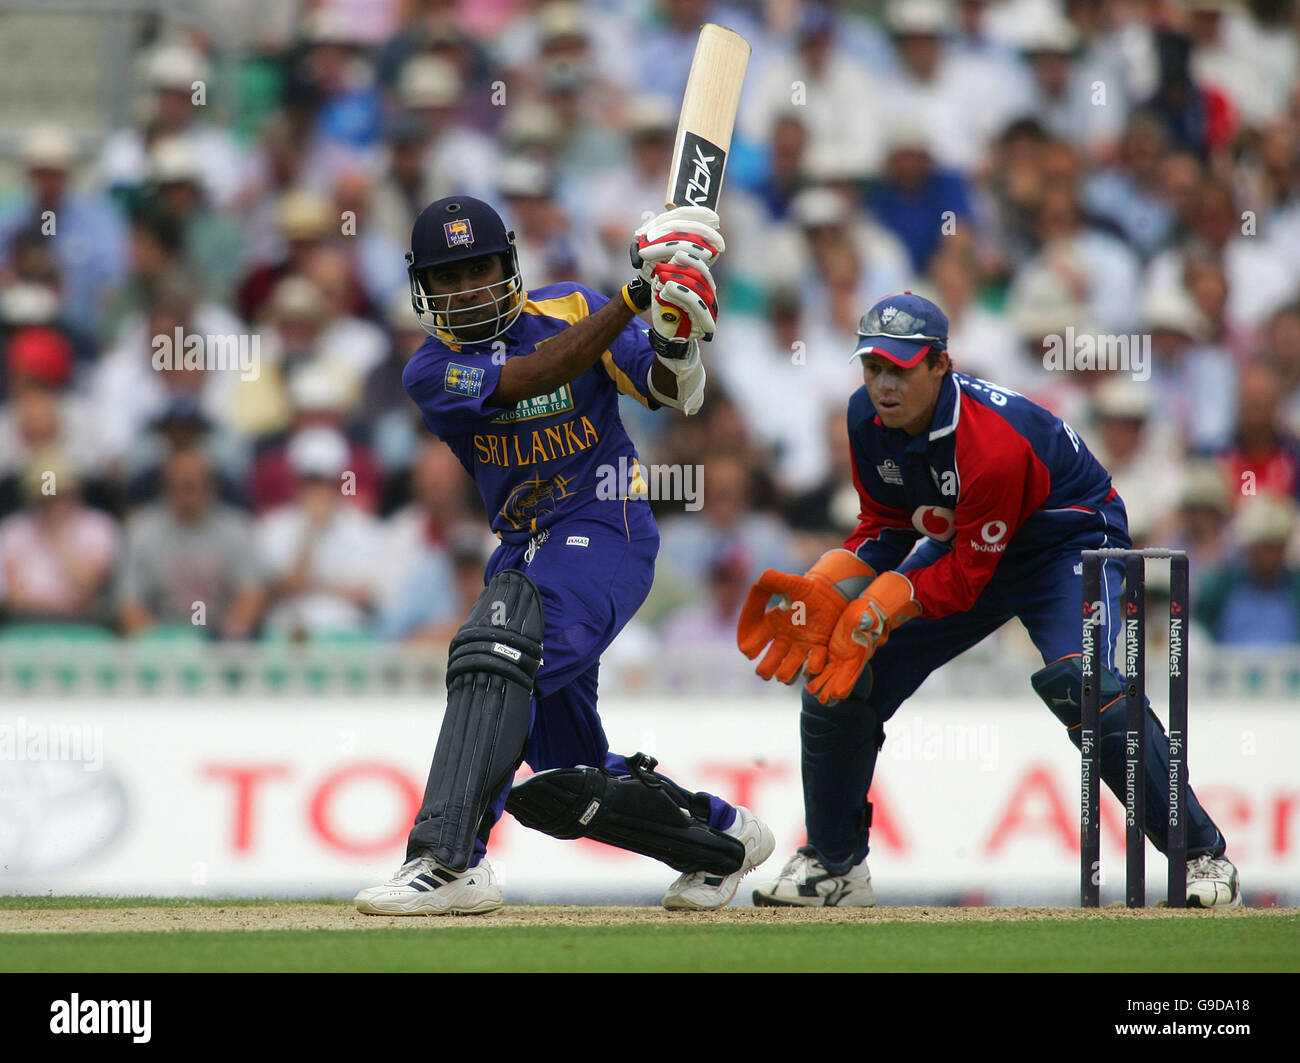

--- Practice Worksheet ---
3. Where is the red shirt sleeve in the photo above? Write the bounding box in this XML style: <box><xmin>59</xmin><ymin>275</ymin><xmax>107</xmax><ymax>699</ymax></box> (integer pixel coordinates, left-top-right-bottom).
<box><xmin>907</xmin><ymin>400</ymin><xmax>1052</xmax><ymax>618</ymax></box>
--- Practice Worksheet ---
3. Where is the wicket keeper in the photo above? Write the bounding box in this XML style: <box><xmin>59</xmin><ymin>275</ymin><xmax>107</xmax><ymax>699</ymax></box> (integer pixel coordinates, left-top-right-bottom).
<box><xmin>739</xmin><ymin>292</ymin><xmax>1240</xmax><ymax>908</ymax></box>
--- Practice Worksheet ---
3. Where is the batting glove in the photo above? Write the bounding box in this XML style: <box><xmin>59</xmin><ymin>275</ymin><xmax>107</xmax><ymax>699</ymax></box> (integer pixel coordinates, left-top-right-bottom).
<box><xmin>631</xmin><ymin>205</ymin><xmax>725</xmax><ymax>283</ymax></box>
<box><xmin>649</xmin><ymin>249</ymin><xmax>718</xmax><ymax>341</ymax></box>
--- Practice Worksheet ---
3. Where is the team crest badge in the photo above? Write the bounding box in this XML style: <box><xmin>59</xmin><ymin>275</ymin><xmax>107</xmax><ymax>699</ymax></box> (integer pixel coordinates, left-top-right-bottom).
<box><xmin>445</xmin><ymin>362</ymin><xmax>484</xmax><ymax>397</ymax></box>
<box><xmin>444</xmin><ymin>219</ymin><xmax>474</xmax><ymax>247</ymax></box>
<box><xmin>880</xmin><ymin>305</ymin><xmax>898</xmax><ymax>324</ymax></box>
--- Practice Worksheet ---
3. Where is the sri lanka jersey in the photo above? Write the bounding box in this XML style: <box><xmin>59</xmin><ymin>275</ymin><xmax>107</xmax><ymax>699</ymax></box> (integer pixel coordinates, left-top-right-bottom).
<box><xmin>403</xmin><ymin>281</ymin><xmax>657</xmax><ymax>543</ymax></box>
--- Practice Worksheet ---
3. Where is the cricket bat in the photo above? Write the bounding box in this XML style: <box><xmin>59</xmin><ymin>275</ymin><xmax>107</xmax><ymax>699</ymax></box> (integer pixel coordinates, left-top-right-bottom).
<box><xmin>665</xmin><ymin>24</ymin><xmax>751</xmax><ymax>212</ymax></box>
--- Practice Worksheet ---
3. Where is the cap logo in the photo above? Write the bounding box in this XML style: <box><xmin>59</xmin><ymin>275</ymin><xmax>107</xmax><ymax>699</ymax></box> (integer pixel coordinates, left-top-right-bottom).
<box><xmin>444</xmin><ymin>219</ymin><xmax>474</xmax><ymax>247</ymax></box>
<box><xmin>880</xmin><ymin>306</ymin><xmax>898</xmax><ymax>324</ymax></box>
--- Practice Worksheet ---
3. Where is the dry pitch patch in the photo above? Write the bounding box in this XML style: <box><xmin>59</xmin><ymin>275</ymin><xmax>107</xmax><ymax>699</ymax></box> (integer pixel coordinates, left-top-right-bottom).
<box><xmin>1</xmin><ymin>903</ymin><xmax>1288</xmax><ymax>935</ymax></box>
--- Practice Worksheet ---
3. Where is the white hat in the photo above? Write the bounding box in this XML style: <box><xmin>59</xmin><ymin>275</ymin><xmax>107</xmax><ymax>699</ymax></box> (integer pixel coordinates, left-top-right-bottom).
<box><xmin>150</xmin><ymin>137</ymin><xmax>203</xmax><ymax>183</ymax></box>
<box><xmin>791</xmin><ymin>186</ymin><xmax>847</xmax><ymax>228</ymax></box>
<box><xmin>288</xmin><ymin>426</ymin><xmax>350</xmax><ymax>479</ymax></box>
<box><xmin>400</xmin><ymin>57</ymin><xmax>462</xmax><ymax>109</ymax></box>
<box><xmin>270</xmin><ymin>276</ymin><xmax>328</xmax><ymax>319</ymax></box>
<box><xmin>1093</xmin><ymin>378</ymin><xmax>1152</xmax><ymax>421</ymax></box>
<box><xmin>1235</xmin><ymin>494</ymin><xmax>1297</xmax><ymax>547</ymax></box>
<box><xmin>143</xmin><ymin>43</ymin><xmax>209</xmax><ymax>91</ymax></box>
<box><xmin>288</xmin><ymin>364</ymin><xmax>351</xmax><ymax>413</ymax></box>
<box><xmin>499</xmin><ymin>157</ymin><xmax>552</xmax><ymax>199</ymax></box>
<box><xmin>1142</xmin><ymin>286</ymin><xmax>1208</xmax><ymax>341</ymax></box>
<box><xmin>21</xmin><ymin>125</ymin><xmax>76</xmax><ymax>170</ymax></box>
<box><xmin>885</xmin><ymin>0</ymin><xmax>951</xmax><ymax>36</ymax></box>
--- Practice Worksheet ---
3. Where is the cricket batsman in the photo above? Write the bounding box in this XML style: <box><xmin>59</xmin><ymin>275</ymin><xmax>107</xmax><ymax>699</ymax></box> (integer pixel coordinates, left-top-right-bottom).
<box><xmin>739</xmin><ymin>292</ymin><xmax>1241</xmax><ymax>908</ymax></box>
<box><xmin>354</xmin><ymin>196</ymin><xmax>774</xmax><ymax>915</ymax></box>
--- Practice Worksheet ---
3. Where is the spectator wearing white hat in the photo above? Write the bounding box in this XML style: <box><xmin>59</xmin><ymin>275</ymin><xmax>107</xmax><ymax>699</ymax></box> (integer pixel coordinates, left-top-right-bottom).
<box><xmin>399</xmin><ymin>56</ymin><xmax>498</xmax><ymax>203</ymax></box>
<box><xmin>874</xmin><ymin>0</ymin><xmax>1029</xmax><ymax>174</ymax></box>
<box><xmin>742</xmin><ymin>4</ymin><xmax>886</xmax><ymax>179</ymax></box>
<box><xmin>248</xmin><ymin>360</ymin><xmax>383</xmax><ymax>515</ymax></box>
<box><xmin>1142</xmin><ymin>284</ymin><xmax>1237</xmax><ymax>454</ymax></box>
<box><xmin>97</xmin><ymin>42</ymin><xmax>247</xmax><ymax>208</ymax></box>
<box><xmin>256</xmin><ymin>425</ymin><xmax>386</xmax><ymax>640</ymax></box>
<box><xmin>147</xmin><ymin>137</ymin><xmax>247</xmax><ymax>306</ymax></box>
<box><xmin>117</xmin><ymin>447</ymin><xmax>265</xmax><ymax>638</ymax></box>
<box><xmin>1195</xmin><ymin>493</ymin><xmax>1300</xmax><ymax>646</ymax></box>
<box><xmin>497</xmin><ymin>158</ymin><xmax>578</xmax><ymax>289</ymax></box>
<box><xmin>0</xmin><ymin>125</ymin><xmax>130</xmax><ymax>334</ymax></box>
<box><xmin>1085</xmin><ymin>377</ymin><xmax>1185</xmax><ymax>547</ymax></box>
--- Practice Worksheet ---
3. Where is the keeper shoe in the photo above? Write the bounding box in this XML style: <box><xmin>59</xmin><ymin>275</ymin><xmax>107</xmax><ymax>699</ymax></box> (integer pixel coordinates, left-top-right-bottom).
<box><xmin>662</xmin><ymin>806</ymin><xmax>776</xmax><ymax>911</ymax></box>
<box><xmin>1186</xmin><ymin>854</ymin><xmax>1242</xmax><ymax>909</ymax></box>
<box><xmin>752</xmin><ymin>847</ymin><xmax>876</xmax><ymax>907</ymax></box>
<box><xmin>354</xmin><ymin>854</ymin><xmax>503</xmax><ymax>915</ymax></box>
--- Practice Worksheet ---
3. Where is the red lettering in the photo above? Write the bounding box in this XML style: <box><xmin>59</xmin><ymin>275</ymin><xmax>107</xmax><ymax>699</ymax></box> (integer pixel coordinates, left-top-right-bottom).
<box><xmin>1195</xmin><ymin>786</ymin><xmax>1253</xmax><ymax>861</ymax></box>
<box><xmin>309</xmin><ymin>762</ymin><xmax>422</xmax><ymax>857</ymax></box>
<box><xmin>201</xmin><ymin>763</ymin><xmax>291</xmax><ymax>853</ymax></box>
<box><xmin>697</xmin><ymin>760</ymin><xmax>788</xmax><ymax>813</ymax></box>
<box><xmin>1273</xmin><ymin>791</ymin><xmax>1300</xmax><ymax>856</ymax></box>
<box><xmin>864</xmin><ymin>783</ymin><xmax>908</xmax><ymax>852</ymax></box>
<box><xmin>984</xmin><ymin>764</ymin><xmax>1075</xmax><ymax>854</ymax></box>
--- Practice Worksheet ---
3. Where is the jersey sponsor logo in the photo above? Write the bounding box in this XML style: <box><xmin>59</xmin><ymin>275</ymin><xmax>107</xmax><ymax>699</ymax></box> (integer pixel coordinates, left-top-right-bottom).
<box><xmin>981</xmin><ymin>520</ymin><xmax>1008</xmax><ymax>544</ymax></box>
<box><xmin>491</xmin><ymin>385</ymin><xmax>574</xmax><ymax>423</ymax></box>
<box><xmin>445</xmin><ymin>362</ymin><xmax>485</xmax><ymax>397</ymax></box>
<box><xmin>443</xmin><ymin>218</ymin><xmax>474</xmax><ymax>247</ymax></box>
<box><xmin>912</xmin><ymin>505</ymin><xmax>956</xmax><ymax>542</ymax></box>
<box><xmin>474</xmin><ymin>415</ymin><xmax>601</xmax><ymax>468</ymax></box>
<box><xmin>566</xmin><ymin>535</ymin><xmax>590</xmax><ymax>547</ymax></box>
<box><xmin>876</xmin><ymin>458</ymin><xmax>904</xmax><ymax>485</ymax></box>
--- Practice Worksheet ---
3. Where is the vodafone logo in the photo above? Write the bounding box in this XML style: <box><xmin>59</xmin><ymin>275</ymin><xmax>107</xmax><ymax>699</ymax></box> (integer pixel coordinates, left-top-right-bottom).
<box><xmin>980</xmin><ymin>520</ymin><xmax>1008</xmax><ymax>544</ymax></box>
<box><xmin>913</xmin><ymin>505</ymin><xmax>957</xmax><ymax>542</ymax></box>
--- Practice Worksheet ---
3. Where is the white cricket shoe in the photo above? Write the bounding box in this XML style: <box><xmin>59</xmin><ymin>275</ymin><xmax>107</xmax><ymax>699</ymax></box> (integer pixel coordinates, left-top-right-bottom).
<box><xmin>1186</xmin><ymin>854</ymin><xmax>1241</xmax><ymax>909</ymax></box>
<box><xmin>662</xmin><ymin>807</ymin><xmax>776</xmax><ymax>911</ymax></box>
<box><xmin>355</xmin><ymin>854</ymin><xmax>502</xmax><ymax>915</ymax></box>
<box><xmin>752</xmin><ymin>847</ymin><xmax>876</xmax><ymax>907</ymax></box>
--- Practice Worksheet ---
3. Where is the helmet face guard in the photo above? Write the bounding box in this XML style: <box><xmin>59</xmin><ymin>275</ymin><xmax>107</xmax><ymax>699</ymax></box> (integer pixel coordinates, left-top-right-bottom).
<box><xmin>407</xmin><ymin>249</ymin><xmax>524</xmax><ymax>344</ymax></box>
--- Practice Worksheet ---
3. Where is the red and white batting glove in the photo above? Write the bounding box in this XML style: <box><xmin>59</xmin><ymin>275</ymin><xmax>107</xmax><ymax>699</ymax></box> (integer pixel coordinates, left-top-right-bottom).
<box><xmin>631</xmin><ymin>206</ymin><xmax>724</xmax><ymax>282</ymax></box>
<box><xmin>649</xmin><ymin>249</ymin><xmax>718</xmax><ymax>341</ymax></box>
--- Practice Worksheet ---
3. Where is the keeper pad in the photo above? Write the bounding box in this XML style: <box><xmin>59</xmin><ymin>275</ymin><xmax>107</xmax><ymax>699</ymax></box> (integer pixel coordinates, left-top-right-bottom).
<box><xmin>505</xmin><ymin>753</ymin><xmax>745</xmax><ymax>874</ymax></box>
<box><xmin>408</xmin><ymin>569</ymin><xmax>544</xmax><ymax>871</ymax></box>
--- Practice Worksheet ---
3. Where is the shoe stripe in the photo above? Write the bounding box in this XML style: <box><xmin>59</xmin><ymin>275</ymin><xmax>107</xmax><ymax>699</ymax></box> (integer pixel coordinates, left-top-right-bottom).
<box><xmin>414</xmin><ymin>874</ymin><xmax>443</xmax><ymax>890</ymax></box>
<box><xmin>431</xmin><ymin>867</ymin><xmax>458</xmax><ymax>884</ymax></box>
<box><xmin>408</xmin><ymin>879</ymin><xmax>432</xmax><ymax>892</ymax></box>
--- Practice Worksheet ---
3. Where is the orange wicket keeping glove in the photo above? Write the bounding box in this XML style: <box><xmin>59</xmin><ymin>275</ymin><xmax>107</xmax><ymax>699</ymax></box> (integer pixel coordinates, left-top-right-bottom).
<box><xmin>737</xmin><ymin>550</ymin><xmax>875</xmax><ymax>684</ymax></box>
<box><xmin>805</xmin><ymin>571</ymin><xmax>922</xmax><ymax>705</ymax></box>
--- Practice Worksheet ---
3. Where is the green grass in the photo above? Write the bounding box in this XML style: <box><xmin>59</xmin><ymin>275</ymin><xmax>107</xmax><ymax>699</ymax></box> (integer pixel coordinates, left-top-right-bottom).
<box><xmin>4</xmin><ymin>916</ymin><xmax>1297</xmax><ymax>973</ymax></box>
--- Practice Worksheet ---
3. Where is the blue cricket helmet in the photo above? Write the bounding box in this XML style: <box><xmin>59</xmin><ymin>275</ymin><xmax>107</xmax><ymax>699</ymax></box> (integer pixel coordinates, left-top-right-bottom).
<box><xmin>407</xmin><ymin>196</ymin><xmax>523</xmax><ymax>343</ymax></box>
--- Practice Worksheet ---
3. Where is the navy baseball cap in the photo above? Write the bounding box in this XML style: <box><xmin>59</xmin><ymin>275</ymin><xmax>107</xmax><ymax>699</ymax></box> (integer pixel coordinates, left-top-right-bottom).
<box><xmin>851</xmin><ymin>292</ymin><xmax>949</xmax><ymax>368</ymax></box>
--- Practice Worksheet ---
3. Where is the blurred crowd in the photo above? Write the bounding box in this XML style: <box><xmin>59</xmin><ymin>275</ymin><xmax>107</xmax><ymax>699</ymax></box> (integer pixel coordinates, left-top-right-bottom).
<box><xmin>1</xmin><ymin>0</ymin><xmax>1300</xmax><ymax>657</ymax></box>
